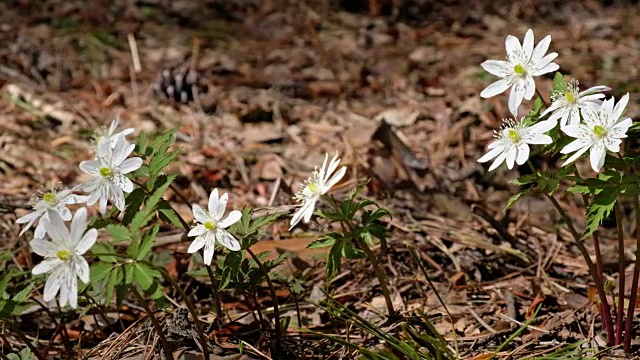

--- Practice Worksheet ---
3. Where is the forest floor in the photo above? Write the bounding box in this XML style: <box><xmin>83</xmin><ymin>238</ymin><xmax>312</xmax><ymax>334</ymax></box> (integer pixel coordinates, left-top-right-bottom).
<box><xmin>2</xmin><ymin>0</ymin><xmax>640</xmax><ymax>359</ymax></box>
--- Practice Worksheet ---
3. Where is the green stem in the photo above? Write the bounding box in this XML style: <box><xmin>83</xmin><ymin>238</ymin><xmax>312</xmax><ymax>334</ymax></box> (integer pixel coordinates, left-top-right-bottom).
<box><xmin>353</xmin><ymin>236</ymin><xmax>397</xmax><ymax>319</ymax></box>
<box><xmin>130</xmin><ymin>286</ymin><xmax>174</xmax><ymax>357</ymax></box>
<box><xmin>614</xmin><ymin>202</ymin><xmax>626</xmax><ymax>345</ymax></box>
<box><xmin>624</xmin><ymin>194</ymin><xmax>640</xmax><ymax>352</ymax></box>
<box><xmin>527</xmin><ymin>160</ymin><xmax>614</xmax><ymax>344</ymax></box>
<box><xmin>205</xmin><ymin>264</ymin><xmax>225</xmax><ymax>326</ymax></box>
<box><xmin>246</xmin><ymin>248</ymin><xmax>283</xmax><ymax>355</ymax></box>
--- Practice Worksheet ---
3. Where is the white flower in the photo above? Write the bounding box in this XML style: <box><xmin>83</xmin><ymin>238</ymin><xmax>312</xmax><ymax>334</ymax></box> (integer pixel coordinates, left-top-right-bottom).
<box><xmin>478</xmin><ymin>118</ymin><xmax>556</xmax><ymax>171</ymax></box>
<box><xmin>76</xmin><ymin>136</ymin><xmax>143</xmax><ymax>214</ymax></box>
<box><xmin>31</xmin><ymin>208</ymin><xmax>97</xmax><ymax>309</ymax></box>
<box><xmin>93</xmin><ymin>118</ymin><xmax>135</xmax><ymax>149</ymax></box>
<box><xmin>289</xmin><ymin>152</ymin><xmax>347</xmax><ymax>230</ymax></box>
<box><xmin>187</xmin><ymin>188</ymin><xmax>242</xmax><ymax>265</ymax></box>
<box><xmin>560</xmin><ymin>94</ymin><xmax>632</xmax><ymax>172</ymax></box>
<box><xmin>541</xmin><ymin>79</ymin><xmax>610</xmax><ymax>127</ymax></box>
<box><xmin>16</xmin><ymin>188</ymin><xmax>87</xmax><ymax>238</ymax></box>
<box><xmin>480</xmin><ymin>29</ymin><xmax>560</xmax><ymax>117</ymax></box>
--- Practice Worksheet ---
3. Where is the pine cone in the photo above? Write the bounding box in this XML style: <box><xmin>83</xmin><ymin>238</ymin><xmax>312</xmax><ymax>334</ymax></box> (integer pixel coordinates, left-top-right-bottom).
<box><xmin>153</xmin><ymin>67</ymin><xmax>206</xmax><ymax>104</ymax></box>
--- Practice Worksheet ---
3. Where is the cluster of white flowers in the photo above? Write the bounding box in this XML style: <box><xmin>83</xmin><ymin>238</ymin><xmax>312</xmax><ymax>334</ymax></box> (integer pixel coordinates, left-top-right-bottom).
<box><xmin>17</xmin><ymin>119</ymin><xmax>140</xmax><ymax>308</ymax></box>
<box><xmin>479</xmin><ymin>29</ymin><xmax>631</xmax><ymax>173</ymax></box>
<box><xmin>17</xmin><ymin>112</ymin><xmax>348</xmax><ymax>310</ymax></box>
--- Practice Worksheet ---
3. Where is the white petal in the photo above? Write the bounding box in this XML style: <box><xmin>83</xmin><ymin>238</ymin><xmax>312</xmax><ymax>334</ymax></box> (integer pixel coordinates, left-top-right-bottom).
<box><xmin>324</xmin><ymin>153</ymin><xmax>342</xmax><ymax>184</ymax></box>
<box><xmin>505</xmin><ymin>147</ymin><xmax>517</xmax><ymax>169</ymax></box>
<box><xmin>112</xmin><ymin>137</ymin><xmax>135</xmax><ymax>165</ymax></box>
<box><xmin>567</xmin><ymin>108</ymin><xmax>580</xmax><ymax>126</ymax></box>
<box><xmin>69</xmin><ymin>208</ymin><xmax>88</xmax><ymax>245</ymax></box>
<box><xmin>289</xmin><ymin>199</ymin><xmax>317</xmax><ymax>230</ymax></box>
<box><xmin>57</xmin><ymin>206</ymin><xmax>72</xmax><ymax>221</ymax></box>
<box><xmin>530</xmin><ymin>61</ymin><xmax>559</xmax><ymax>76</ymax></box>
<box><xmin>562</xmin><ymin>142</ymin><xmax>591</xmax><ymax>166</ymax></box>
<box><xmin>79</xmin><ymin>160</ymin><xmax>103</xmax><ymax>176</ymax></box>
<box><xmin>76</xmin><ymin>257</ymin><xmax>90</xmax><ymax>284</ymax></box>
<box><xmin>515</xmin><ymin>143</ymin><xmax>530</xmax><ymax>165</ymax></box>
<box><xmin>604</xmin><ymin>137</ymin><xmax>622</xmax><ymax>153</ymax></box>
<box><xmin>30</xmin><ymin>239</ymin><xmax>60</xmax><ymax>258</ymax></box>
<box><xmin>480</xmin><ymin>60</ymin><xmax>512</xmax><ymax>77</ymax></box>
<box><xmin>188</xmin><ymin>235</ymin><xmax>207</xmax><ymax>253</ymax></box>
<box><xmin>43</xmin><ymin>210</ymin><xmax>70</xmax><ymax>245</ymax></box>
<box><xmin>561</xmin><ymin>138</ymin><xmax>592</xmax><ymax>154</ymax></box>
<box><xmin>212</xmin><ymin>191</ymin><xmax>228</xmax><ymax>220</ymax></box>
<box><xmin>523</xmin><ymin>76</ymin><xmax>535</xmax><ymax>100</ymax></box>
<box><xmin>188</xmin><ymin>225</ymin><xmax>207</xmax><ymax>237</ymax></box>
<box><xmin>522</xmin><ymin>29</ymin><xmax>534</xmax><ymax>58</ymax></box>
<box><xmin>609</xmin><ymin>118</ymin><xmax>632</xmax><ymax>138</ymax></box>
<box><xmin>120</xmin><ymin>157</ymin><xmax>143</xmax><ymax>174</ymax></box>
<box><xmin>219</xmin><ymin>210</ymin><xmax>242</xmax><ymax>228</ymax></box>
<box><xmin>480</xmin><ymin>79</ymin><xmax>510</xmax><ymax>98</ymax></box>
<box><xmin>111</xmin><ymin>185</ymin><xmax>125</xmax><ymax>211</ymax></box>
<box><xmin>202</xmin><ymin>235</ymin><xmax>215</xmax><ymax>265</ymax></box>
<box><xmin>505</xmin><ymin>35</ymin><xmax>522</xmax><ymax>62</ymax></box>
<box><xmin>64</xmin><ymin>274</ymin><xmax>78</xmax><ymax>309</ymax></box>
<box><xmin>208</xmin><ymin>188</ymin><xmax>219</xmax><ymax>216</ymax></box>
<box><xmin>478</xmin><ymin>146</ymin><xmax>504</xmax><ymax>163</ymax></box>
<box><xmin>76</xmin><ymin>229</ymin><xmax>97</xmax><ymax>255</ymax></box>
<box><xmin>34</xmin><ymin>221</ymin><xmax>47</xmax><ymax>239</ymax></box>
<box><xmin>119</xmin><ymin>176</ymin><xmax>134</xmax><ymax>193</ymax></box>
<box><xmin>192</xmin><ymin>204</ymin><xmax>209</xmax><ymax>224</ymax></box>
<box><xmin>323</xmin><ymin>166</ymin><xmax>347</xmax><ymax>193</ymax></box>
<box><xmin>612</xmin><ymin>93</ymin><xmax>630</xmax><ymax>122</ymax></box>
<box><xmin>488</xmin><ymin>151</ymin><xmax>508</xmax><ymax>171</ymax></box>
<box><xmin>580</xmin><ymin>85</ymin><xmax>610</xmax><ymax>96</ymax></box>
<box><xmin>562</xmin><ymin>124</ymin><xmax>590</xmax><ymax>139</ymax></box>
<box><xmin>216</xmin><ymin>230</ymin><xmax>241</xmax><ymax>251</ymax></box>
<box><xmin>524</xmin><ymin>133</ymin><xmax>552</xmax><ymax>145</ymax></box>
<box><xmin>528</xmin><ymin>119</ymin><xmax>557</xmax><ymax>134</ymax></box>
<box><xmin>590</xmin><ymin>142</ymin><xmax>606</xmax><ymax>172</ymax></box>
<box><xmin>530</xmin><ymin>35</ymin><xmax>551</xmax><ymax>64</ymax></box>
<box><xmin>508</xmin><ymin>82</ymin><xmax>525</xmax><ymax>117</ymax></box>
<box><xmin>42</xmin><ymin>268</ymin><xmax>63</xmax><ymax>301</ymax></box>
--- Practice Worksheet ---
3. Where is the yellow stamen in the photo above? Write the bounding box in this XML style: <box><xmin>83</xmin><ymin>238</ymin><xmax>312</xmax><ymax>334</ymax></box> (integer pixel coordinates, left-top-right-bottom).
<box><xmin>57</xmin><ymin>250</ymin><xmax>71</xmax><ymax>261</ymax></box>
<box><xmin>565</xmin><ymin>91</ymin><xmax>575</xmax><ymax>103</ymax></box>
<box><xmin>204</xmin><ymin>221</ymin><xmax>216</xmax><ymax>231</ymax></box>
<box><xmin>513</xmin><ymin>64</ymin><xmax>526</xmax><ymax>76</ymax></box>
<box><xmin>43</xmin><ymin>192</ymin><xmax>56</xmax><ymax>204</ymax></box>
<box><xmin>307</xmin><ymin>182</ymin><xmax>319</xmax><ymax>193</ymax></box>
<box><xmin>508</xmin><ymin>129</ymin><xmax>520</xmax><ymax>143</ymax></box>
<box><xmin>100</xmin><ymin>167</ymin><xmax>112</xmax><ymax>177</ymax></box>
<box><xmin>593</xmin><ymin>125</ymin><xmax>607</xmax><ymax>138</ymax></box>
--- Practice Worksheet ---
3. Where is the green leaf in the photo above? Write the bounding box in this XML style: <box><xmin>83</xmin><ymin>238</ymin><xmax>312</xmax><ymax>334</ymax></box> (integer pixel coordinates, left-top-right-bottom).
<box><xmin>509</xmin><ymin>174</ymin><xmax>538</xmax><ymax>186</ymax></box>
<box><xmin>552</xmin><ymin>72</ymin><xmax>566</xmax><ymax>93</ymax></box>
<box><xmin>122</xmin><ymin>188</ymin><xmax>146</xmax><ymax>226</ymax></box>
<box><xmin>583</xmin><ymin>188</ymin><xmax>619</xmax><ymax>239</ymax></box>
<box><xmin>134</xmin><ymin>263</ymin><xmax>160</xmax><ymax>291</ymax></box>
<box><xmin>326</xmin><ymin>242</ymin><xmax>344</xmax><ymax>282</ymax></box>
<box><xmin>105</xmin><ymin>224</ymin><xmax>130</xmax><ymax>242</ymax></box>
<box><xmin>91</xmin><ymin>242</ymin><xmax>118</xmax><ymax>263</ymax></box>
<box><xmin>308</xmin><ymin>236</ymin><xmax>337</xmax><ymax>249</ymax></box>
<box><xmin>90</xmin><ymin>262</ymin><xmax>115</xmax><ymax>284</ymax></box>
<box><xmin>130</xmin><ymin>174</ymin><xmax>176</xmax><ymax>233</ymax></box>
<box><xmin>504</xmin><ymin>188</ymin><xmax>531</xmax><ymax>211</ymax></box>
<box><xmin>12</xmin><ymin>283</ymin><xmax>34</xmax><ymax>303</ymax></box>
<box><xmin>136</xmin><ymin>224</ymin><xmax>159</xmax><ymax>260</ymax></box>
<box><xmin>157</xmin><ymin>200</ymin><xmax>185</xmax><ymax>228</ymax></box>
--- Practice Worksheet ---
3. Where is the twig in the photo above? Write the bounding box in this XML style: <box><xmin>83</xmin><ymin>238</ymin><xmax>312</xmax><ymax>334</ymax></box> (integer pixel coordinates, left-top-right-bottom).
<box><xmin>130</xmin><ymin>286</ymin><xmax>173</xmax><ymax>358</ymax></box>
<box><xmin>205</xmin><ymin>264</ymin><xmax>225</xmax><ymax>326</ymax></box>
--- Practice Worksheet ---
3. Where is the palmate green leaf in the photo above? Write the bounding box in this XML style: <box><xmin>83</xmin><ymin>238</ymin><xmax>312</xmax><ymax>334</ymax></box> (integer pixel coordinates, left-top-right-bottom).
<box><xmin>552</xmin><ymin>72</ymin><xmax>566</xmax><ymax>93</ymax></box>
<box><xmin>326</xmin><ymin>241</ymin><xmax>343</xmax><ymax>282</ymax></box>
<box><xmin>157</xmin><ymin>200</ymin><xmax>184</xmax><ymax>228</ymax></box>
<box><xmin>134</xmin><ymin>262</ymin><xmax>161</xmax><ymax>291</ymax></box>
<box><xmin>122</xmin><ymin>188</ymin><xmax>146</xmax><ymax>226</ymax></box>
<box><xmin>504</xmin><ymin>187</ymin><xmax>532</xmax><ymax>211</ymax></box>
<box><xmin>106</xmin><ymin>224</ymin><xmax>130</xmax><ymax>242</ymax></box>
<box><xmin>308</xmin><ymin>235</ymin><xmax>338</xmax><ymax>249</ymax></box>
<box><xmin>583</xmin><ymin>188</ymin><xmax>619</xmax><ymax>239</ymax></box>
<box><xmin>130</xmin><ymin>174</ymin><xmax>176</xmax><ymax>233</ymax></box>
<box><xmin>91</xmin><ymin>242</ymin><xmax>118</xmax><ymax>263</ymax></box>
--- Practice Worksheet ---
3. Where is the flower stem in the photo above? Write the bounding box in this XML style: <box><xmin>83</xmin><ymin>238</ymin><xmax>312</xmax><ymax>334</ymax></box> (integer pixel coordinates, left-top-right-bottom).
<box><xmin>246</xmin><ymin>248</ymin><xmax>283</xmax><ymax>355</ymax></box>
<box><xmin>615</xmin><ymin>202</ymin><xmax>626</xmax><ymax>345</ymax></box>
<box><xmin>205</xmin><ymin>264</ymin><xmax>225</xmax><ymax>326</ymax></box>
<box><xmin>353</xmin><ymin>235</ymin><xmax>397</xmax><ymax>320</ymax></box>
<box><xmin>624</xmin><ymin>194</ymin><xmax>640</xmax><ymax>352</ymax></box>
<box><xmin>130</xmin><ymin>286</ymin><xmax>174</xmax><ymax>358</ymax></box>
<box><xmin>526</xmin><ymin>160</ymin><xmax>614</xmax><ymax>344</ymax></box>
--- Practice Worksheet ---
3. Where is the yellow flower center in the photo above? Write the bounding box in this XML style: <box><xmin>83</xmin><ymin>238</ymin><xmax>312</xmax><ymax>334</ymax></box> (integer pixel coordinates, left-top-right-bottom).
<box><xmin>56</xmin><ymin>250</ymin><xmax>72</xmax><ymax>261</ymax></box>
<box><xmin>513</xmin><ymin>64</ymin><xmax>526</xmax><ymax>76</ymax></box>
<box><xmin>204</xmin><ymin>221</ymin><xmax>216</xmax><ymax>231</ymax></box>
<box><xmin>100</xmin><ymin>167</ymin><xmax>112</xmax><ymax>177</ymax></box>
<box><xmin>593</xmin><ymin>125</ymin><xmax>607</xmax><ymax>138</ymax></box>
<box><xmin>507</xmin><ymin>129</ymin><xmax>520</xmax><ymax>143</ymax></box>
<box><xmin>565</xmin><ymin>91</ymin><xmax>576</xmax><ymax>103</ymax></box>
<box><xmin>307</xmin><ymin>182</ymin><xmax>319</xmax><ymax>193</ymax></box>
<box><xmin>43</xmin><ymin>192</ymin><xmax>56</xmax><ymax>204</ymax></box>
